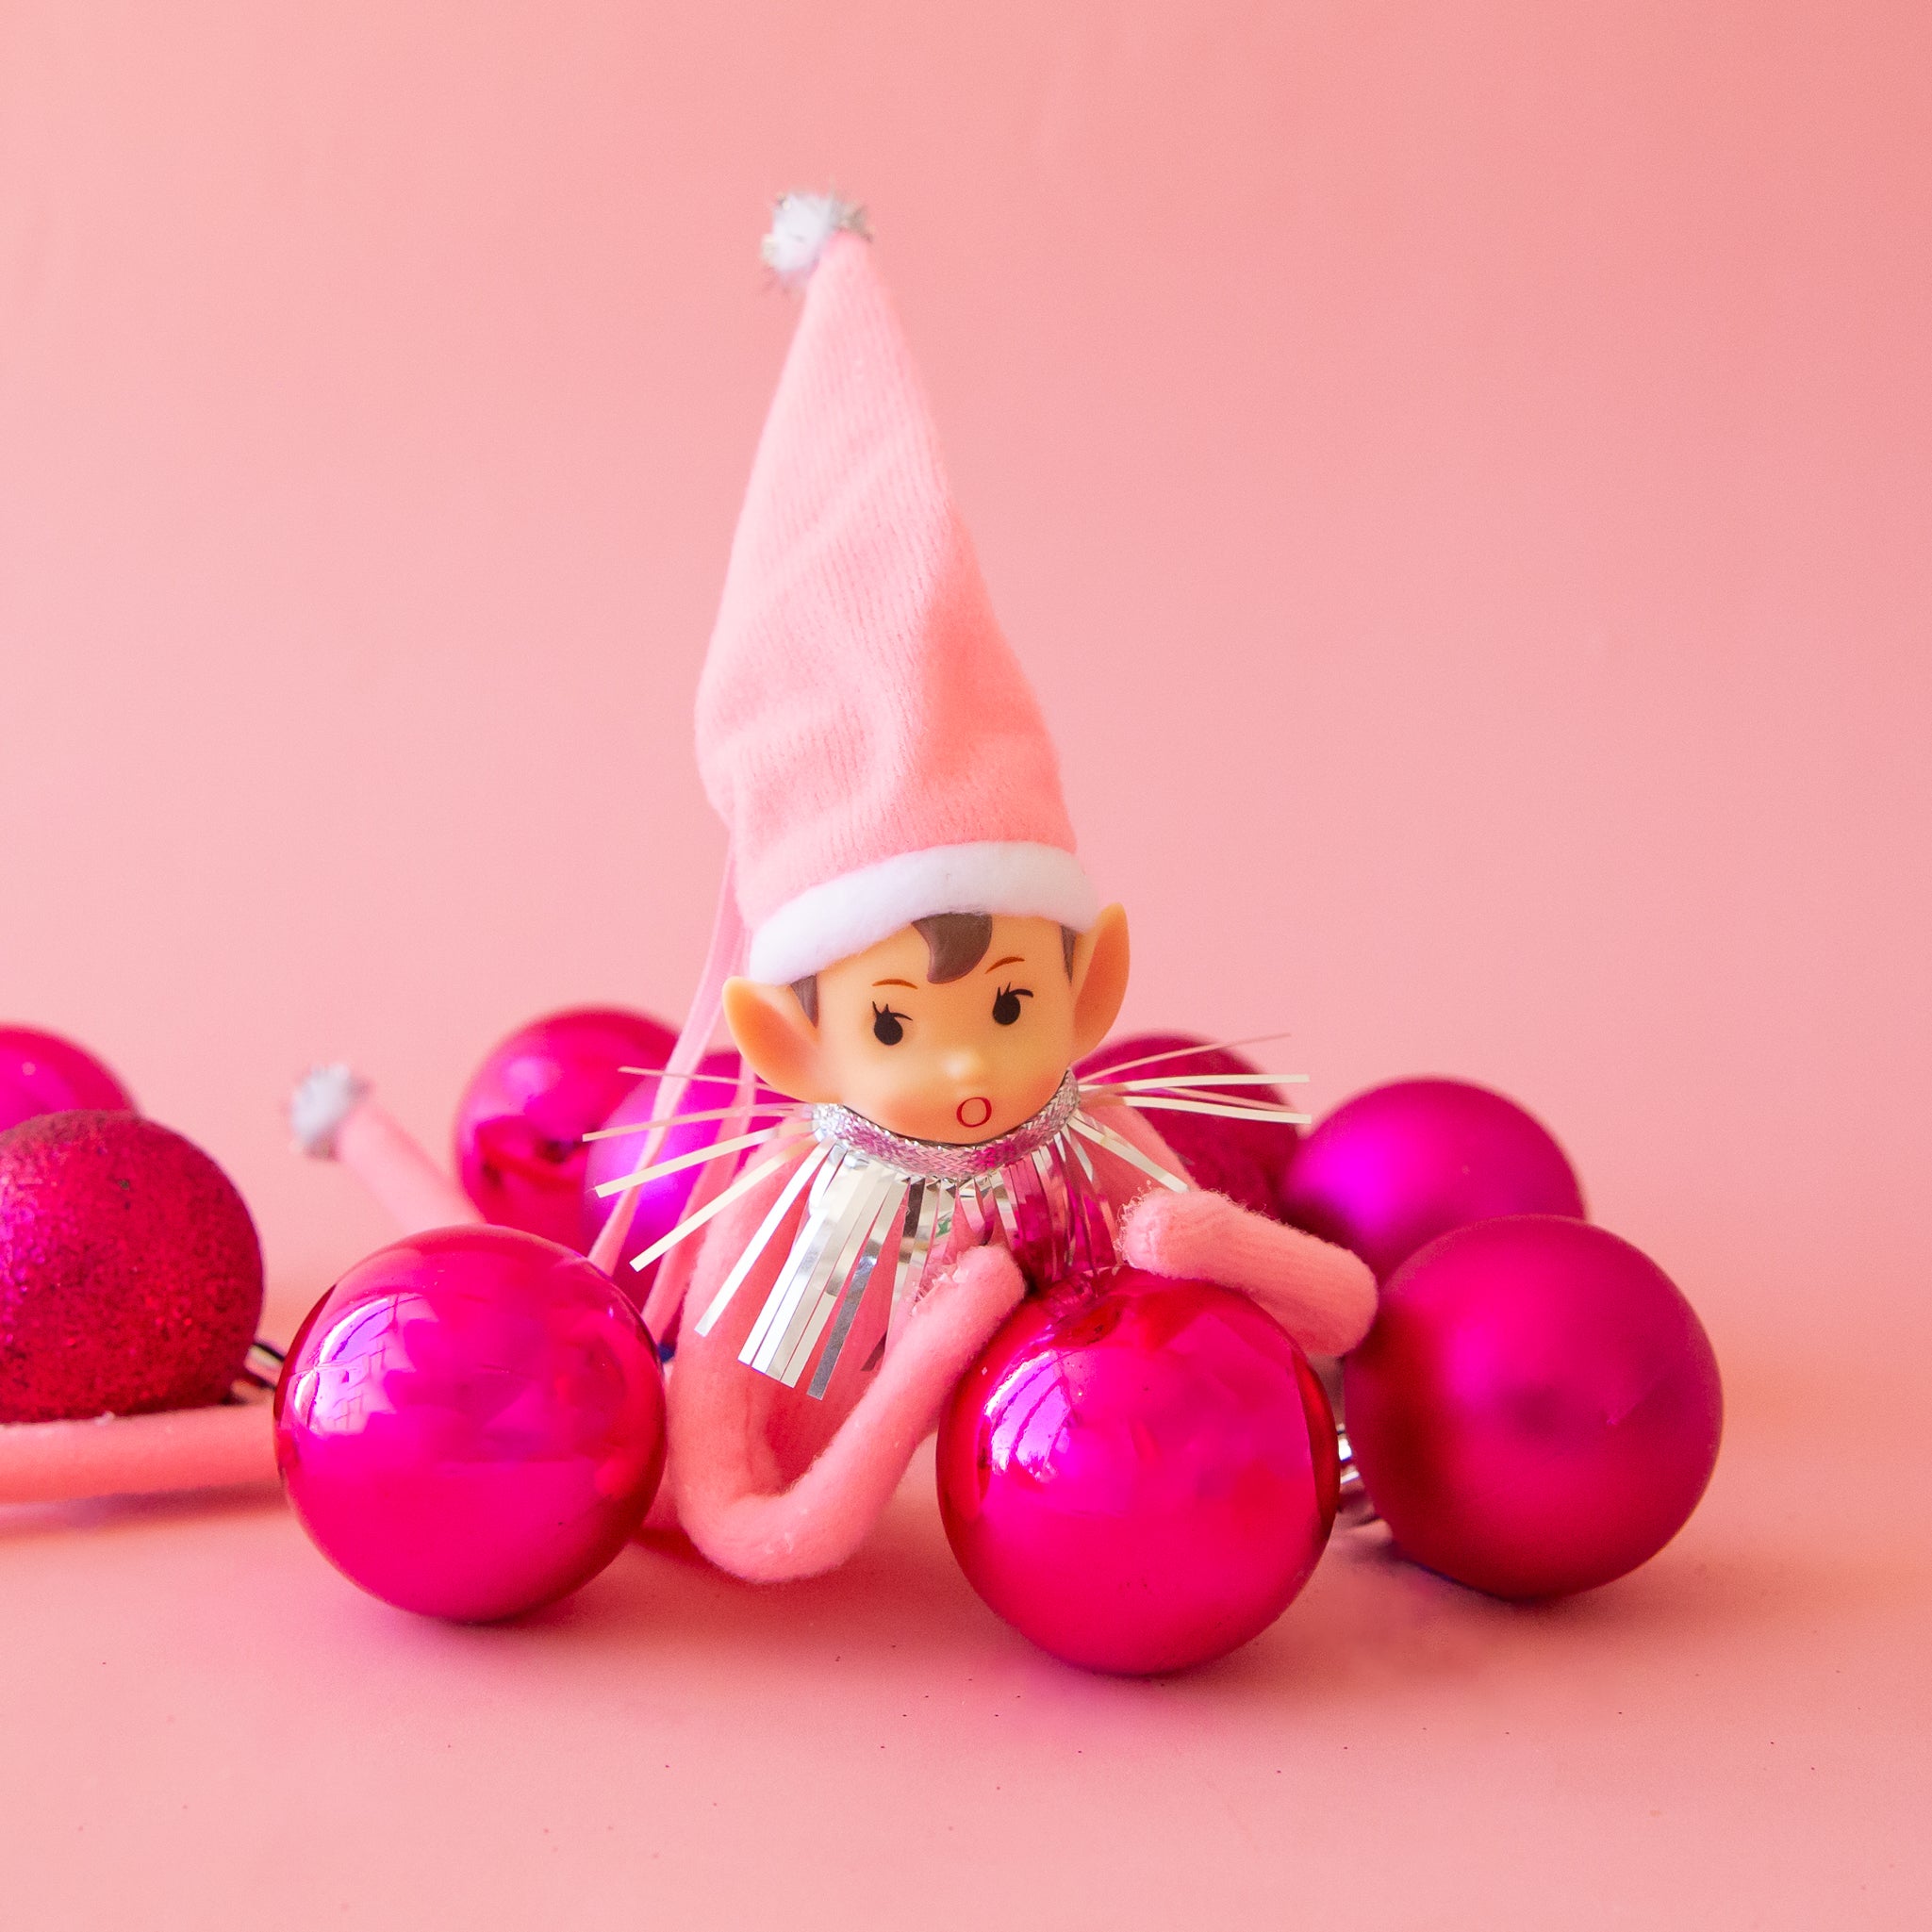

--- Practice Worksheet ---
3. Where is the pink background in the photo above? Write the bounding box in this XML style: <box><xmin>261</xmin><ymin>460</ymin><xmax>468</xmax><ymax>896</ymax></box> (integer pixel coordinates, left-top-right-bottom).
<box><xmin>3</xmin><ymin>4</ymin><xmax>1926</xmax><ymax>1924</ymax></box>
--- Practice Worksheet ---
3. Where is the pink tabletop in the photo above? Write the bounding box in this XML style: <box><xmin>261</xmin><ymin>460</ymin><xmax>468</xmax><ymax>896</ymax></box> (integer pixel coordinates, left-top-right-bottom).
<box><xmin>2</xmin><ymin>1335</ymin><xmax>1924</xmax><ymax>1929</ymax></box>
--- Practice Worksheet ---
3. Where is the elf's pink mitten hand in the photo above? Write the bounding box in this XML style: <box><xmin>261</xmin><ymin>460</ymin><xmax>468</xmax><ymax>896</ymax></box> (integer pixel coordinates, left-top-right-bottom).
<box><xmin>671</xmin><ymin>1242</ymin><xmax>1025</xmax><ymax>1584</ymax></box>
<box><xmin>1120</xmin><ymin>1187</ymin><xmax>1376</xmax><ymax>1355</ymax></box>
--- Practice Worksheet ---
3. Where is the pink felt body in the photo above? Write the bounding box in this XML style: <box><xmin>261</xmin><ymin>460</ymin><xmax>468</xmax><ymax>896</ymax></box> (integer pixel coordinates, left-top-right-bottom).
<box><xmin>666</xmin><ymin>1103</ymin><xmax>1372</xmax><ymax>1582</ymax></box>
<box><xmin>305</xmin><ymin>1088</ymin><xmax>1371</xmax><ymax>1580</ymax></box>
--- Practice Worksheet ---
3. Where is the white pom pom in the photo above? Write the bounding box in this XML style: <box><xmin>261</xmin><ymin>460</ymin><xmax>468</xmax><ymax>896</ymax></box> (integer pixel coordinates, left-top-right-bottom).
<box><xmin>289</xmin><ymin>1063</ymin><xmax>369</xmax><ymax>1159</ymax></box>
<box><xmin>761</xmin><ymin>191</ymin><xmax>868</xmax><ymax>285</ymax></box>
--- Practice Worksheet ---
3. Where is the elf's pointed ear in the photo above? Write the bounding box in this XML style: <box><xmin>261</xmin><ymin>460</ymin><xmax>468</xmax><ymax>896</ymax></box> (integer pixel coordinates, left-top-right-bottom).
<box><xmin>722</xmin><ymin>978</ymin><xmax>833</xmax><ymax>1103</ymax></box>
<box><xmin>1069</xmin><ymin>904</ymin><xmax>1131</xmax><ymax>1060</ymax></box>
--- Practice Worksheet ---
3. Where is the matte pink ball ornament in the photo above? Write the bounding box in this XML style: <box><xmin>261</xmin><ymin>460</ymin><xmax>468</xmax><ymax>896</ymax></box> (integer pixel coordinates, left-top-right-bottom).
<box><xmin>938</xmin><ymin>1267</ymin><xmax>1339</xmax><ymax>1674</ymax></box>
<box><xmin>0</xmin><ymin>1111</ymin><xmax>262</xmax><ymax>1424</ymax></box>
<box><xmin>1079</xmin><ymin>1032</ymin><xmax>1296</xmax><ymax>1219</ymax></box>
<box><xmin>0</xmin><ymin>1026</ymin><xmax>134</xmax><ymax>1133</ymax></box>
<box><xmin>275</xmin><ymin>1225</ymin><xmax>665</xmax><ymax>1622</ymax></box>
<box><xmin>454</xmin><ymin>1007</ymin><xmax>676</xmax><ymax>1248</ymax></box>
<box><xmin>1280</xmin><ymin>1077</ymin><xmax>1585</xmax><ymax>1281</ymax></box>
<box><xmin>1344</xmin><ymin>1215</ymin><xmax>1723</xmax><ymax>1599</ymax></box>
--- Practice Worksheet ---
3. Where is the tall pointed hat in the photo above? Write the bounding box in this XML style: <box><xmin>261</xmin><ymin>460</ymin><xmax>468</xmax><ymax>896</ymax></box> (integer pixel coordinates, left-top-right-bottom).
<box><xmin>603</xmin><ymin>201</ymin><xmax>1323</xmax><ymax>1365</ymax></box>
<box><xmin>697</xmin><ymin>194</ymin><xmax>1097</xmax><ymax>988</ymax></box>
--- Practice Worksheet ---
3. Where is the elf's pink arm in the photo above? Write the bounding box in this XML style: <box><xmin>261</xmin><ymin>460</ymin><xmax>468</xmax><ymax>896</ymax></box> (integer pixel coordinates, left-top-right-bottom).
<box><xmin>1101</xmin><ymin>1104</ymin><xmax>1377</xmax><ymax>1355</ymax></box>
<box><xmin>669</xmin><ymin>1167</ymin><xmax>1024</xmax><ymax>1583</ymax></box>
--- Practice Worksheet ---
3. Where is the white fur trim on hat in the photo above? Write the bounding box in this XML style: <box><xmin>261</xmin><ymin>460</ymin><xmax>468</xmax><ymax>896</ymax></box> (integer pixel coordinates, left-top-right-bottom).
<box><xmin>746</xmin><ymin>841</ymin><xmax>1100</xmax><ymax>984</ymax></box>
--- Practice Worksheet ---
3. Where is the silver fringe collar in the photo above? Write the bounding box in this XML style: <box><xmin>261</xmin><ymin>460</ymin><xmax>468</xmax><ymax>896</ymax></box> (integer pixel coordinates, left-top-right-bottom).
<box><xmin>690</xmin><ymin>1073</ymin><xmax>1202</xmax><ymax>1396</ymax></box>
<box><xmin>591</xmin><ymin>1045</ymin><xmax>1313</xmax><ymax>1399</ymax></box>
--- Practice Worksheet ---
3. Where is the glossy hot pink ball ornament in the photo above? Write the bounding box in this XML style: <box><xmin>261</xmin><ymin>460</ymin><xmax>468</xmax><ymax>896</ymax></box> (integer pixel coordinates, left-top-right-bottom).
<box><xmin>581</xmin><ymin>1048</ymin><xmax>755</xmax><ymax>1288</ymax></box>
<box><xmin>939</xmin><ymin>1267</ymin><xmax>1338</xmax><ymax>1674</ymax></box>
<box><xmin>1280</xmin><ymin>1077</ymin><xmax>1585</xmax><ymax>1281</ymax></box>
<box><xmin>275</xmin><ymin>1225</ymin><xmax>665</xmax><ymax>1622</ymax></box>
<box><xmin>0</xmin><ymin>1026</ymin><xmax>134</xmax><ymax>1132</ymax></box>
<box><xmin>1079</xmin><ymin>1032</ymin><xmax>1296</xmax><ymax>1219</ymax></box>
<box><xmin>0</xmin><ymin>1111</ymin><xmax>262</xmax><ymax>1423</ymax></box>
<box><xmin>454</xmin><ymin>1007</ymin><xmax>676</xmax><ymax>1249</ymax></box>
<box><xmin>1344</xmin><ymin>1215</ymin><xmax>1723</xmax><ymax>1599</ymax></box>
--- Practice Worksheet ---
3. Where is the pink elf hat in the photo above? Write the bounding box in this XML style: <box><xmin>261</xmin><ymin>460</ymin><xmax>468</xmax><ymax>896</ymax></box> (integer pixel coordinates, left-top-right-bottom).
<box><xmin>696</xmin><ymin>192</ymin><xmax>1098</xmax><ymax>990</ymax></box>
<box><xmin>629</xmin><ymin>195</ymin><xmax>1096</xmax><ymax>1325</ymax></box>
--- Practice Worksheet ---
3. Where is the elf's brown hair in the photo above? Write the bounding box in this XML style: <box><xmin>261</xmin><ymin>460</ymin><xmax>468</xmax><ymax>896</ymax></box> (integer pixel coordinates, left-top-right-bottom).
<box><xmin>790</xmin><ymin>914</ymin><xmax>1078</xmax><ymax>1024</ymax></box>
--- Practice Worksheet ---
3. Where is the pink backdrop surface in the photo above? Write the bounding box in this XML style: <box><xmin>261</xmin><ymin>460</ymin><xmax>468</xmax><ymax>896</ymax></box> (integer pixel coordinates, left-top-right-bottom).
<box><xmin>2</xmin><ymin>4</ymin><xmax>1926</xmax><ymax>1925</ymax></box>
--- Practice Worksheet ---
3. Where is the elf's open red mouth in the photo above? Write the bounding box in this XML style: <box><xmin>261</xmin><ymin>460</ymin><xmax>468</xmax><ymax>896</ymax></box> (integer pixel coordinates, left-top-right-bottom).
<box><xmin>955</xmin><ymin>1096</ymin><xmax>993</xmax><ymax>1130</ymax></box>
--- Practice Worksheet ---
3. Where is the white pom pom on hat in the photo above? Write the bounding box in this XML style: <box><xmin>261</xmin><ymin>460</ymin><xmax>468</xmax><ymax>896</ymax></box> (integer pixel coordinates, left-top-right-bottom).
<box><xmin>759</xmin><ymin>191</ymin><xmax>870</xmax><ymax>285</ymax></box>
<box><xmin>695</xmin><ymin>192</ymin><xmax>1096</xmax><ymax>986</ymax></box>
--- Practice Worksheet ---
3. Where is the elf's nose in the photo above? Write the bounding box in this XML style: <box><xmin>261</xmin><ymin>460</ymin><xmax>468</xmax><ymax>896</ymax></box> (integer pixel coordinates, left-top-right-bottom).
<box><xmin>942</xmin><ymin>1047</ymin><xmax>990</xmax><ymax>1086</ymax></box>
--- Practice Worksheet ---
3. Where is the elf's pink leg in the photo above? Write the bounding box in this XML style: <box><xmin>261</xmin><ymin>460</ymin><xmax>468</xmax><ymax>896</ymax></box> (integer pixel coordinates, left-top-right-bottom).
<box><xmin>289</xmin><ymin>1065</ymin><xmax>481</xmax><ymax>1233</ymax></box>
<box><xmin>1121</xmin><ymin>1187</ymin><xmax>1377</xmax><ymax>1356</ymax></box>
<box><xmin>671</xmin><ymin>1244</ymin><xmax>1025</xmax><ymax>1583</ymax></box>
<box><xmin>0</xmin><ymin>1402</ymin><xmax>275</xmax><ymax>1504</ymax></box>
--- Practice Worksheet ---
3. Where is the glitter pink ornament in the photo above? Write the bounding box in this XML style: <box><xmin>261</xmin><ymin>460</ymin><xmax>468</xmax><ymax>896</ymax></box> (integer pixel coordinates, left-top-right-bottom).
<box><xmin>0</xmin><ymin>1026</ymin><xmax>134</xmax><ymax>1133</ymax></box>
<box><xmin>580</xmin><ymin>1048</ymin><xmax>752</xmax><ymax>1290</ymax></box>
<box><xmin>1079</xmin><ymin>1032</ymin><xmax>1296</xmax><ymax>1219</ymax></box>
<box><xmin>0</xmin><ymin>1111</ymin><xmax>262</xmax><ymax>1424</ymax></box>
<box><xmin>275</xmin><ymin>1225</ymin><xmax>666</xmax><ymax>1622</ymax></box>
<box><xmin>453</xmin><ymin>1007</ymin><xmax>676</xmax><ymax>1248</ymax></box>
<box><xmin>1280</xmin><ymin>1077</ymin><xmax>1585</xmax><ymax>1281</ymax></box>
<box><xmin>1344</xmin><ymin>1214</ymin><xmax>1723</xmax><ymax>1599</ymax></box>
<box><xmin>938</xmin><ymin>1266</ymin><xmax>1338</xmax><ymax>1674</ymax></box>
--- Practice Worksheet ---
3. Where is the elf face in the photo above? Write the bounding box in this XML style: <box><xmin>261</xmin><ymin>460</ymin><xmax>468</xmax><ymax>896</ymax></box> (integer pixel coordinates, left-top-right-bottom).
<box><xmin>723</xmin><ymin>906</ymin><xmax>1130</xmax><ymax>1145</ymax></box>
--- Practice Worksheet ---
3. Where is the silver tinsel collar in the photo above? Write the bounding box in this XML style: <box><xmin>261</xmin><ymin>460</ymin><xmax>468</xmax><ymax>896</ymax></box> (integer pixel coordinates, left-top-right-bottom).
<box><xmin>698</xmin><ymin>1073</ymin><xmax>1192</xmax><ymax>1396</ymax></box>
<box><xmin>808</xmin><ymin>1068</ymin><xmax>1083</xmax><ymax>1181</ymax></box>
<box><xmin>593</xmin><ymin>1049</ymin><xmax>1313</xmax><ymax>1398</ymax></box>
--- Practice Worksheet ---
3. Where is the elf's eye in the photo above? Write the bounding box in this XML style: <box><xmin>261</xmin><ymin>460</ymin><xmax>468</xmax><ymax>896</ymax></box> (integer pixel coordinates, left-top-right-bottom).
<box><xmin>991</xmin><ymin>984</ymin><xmax>1032</xmax><ymax>1027</ymax></box>
<box><xmin>871</xmin><ymin>1004</ymin><xmax>907</xmax><ymax>1047</ymax></box>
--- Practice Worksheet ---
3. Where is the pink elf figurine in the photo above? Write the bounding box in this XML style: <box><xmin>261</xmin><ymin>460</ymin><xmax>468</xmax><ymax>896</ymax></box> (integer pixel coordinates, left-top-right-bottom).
<box><xmin>293</xmin><ymin>193</ymin><xmax>1375</xmax><ymax>1585</ymax></box>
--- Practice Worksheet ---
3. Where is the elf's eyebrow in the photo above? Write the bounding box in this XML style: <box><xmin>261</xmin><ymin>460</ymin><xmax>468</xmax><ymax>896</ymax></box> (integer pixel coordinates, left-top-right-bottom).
<box><xmin>871</xmin><ymin>977</ymin><xmax>918</xmax><ymax>988</ymax></box>
<box><xmin>983</xmin><ymin>955</ymin><xmax>1026</xmax><ymax>973</ymax></box>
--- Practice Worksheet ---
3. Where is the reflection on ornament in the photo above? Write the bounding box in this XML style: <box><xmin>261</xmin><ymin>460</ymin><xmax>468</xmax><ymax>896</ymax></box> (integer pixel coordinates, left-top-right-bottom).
<box><xmin>1282</xmin><ymin>1077</ymin><xmax>1584</xmax><ymax>1281</ymax></box>
<box><xmin>275</xmin><ymin>1225</ymin><xmax>665</xmax><ymax>1622</ymax></box>
<box><xmin>454</xmin><ymin>1007</ymin><xmax>675</xmax><ymax>1247</ymax></box>
<box><xmin>938</xmin><ymin>1266</ymin><xmax>1337</xmax><ymax>1673</ymax></box>
<box><xmin>1344</xmin><ymin>1214</ymin><xmax>1723</xmax><ymax>1599</ymax></box>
